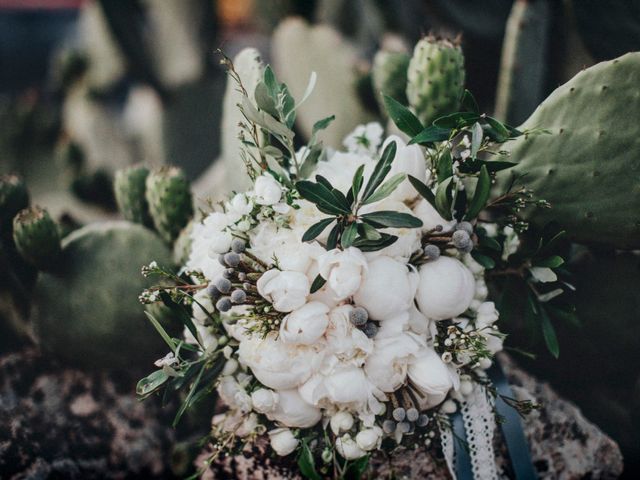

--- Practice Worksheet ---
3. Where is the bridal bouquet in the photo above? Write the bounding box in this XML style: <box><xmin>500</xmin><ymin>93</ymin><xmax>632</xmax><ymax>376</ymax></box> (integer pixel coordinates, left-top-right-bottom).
<box><xmin>137</xmin><ymin>43</ymin><xmax>568</xmax><ymax>479</ymax></box>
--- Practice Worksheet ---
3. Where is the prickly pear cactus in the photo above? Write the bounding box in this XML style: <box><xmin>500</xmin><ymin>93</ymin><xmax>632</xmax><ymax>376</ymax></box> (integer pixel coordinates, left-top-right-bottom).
<box><xmin>498</xmin><ymin>52</ymin><xmax>640</xmax><ymax>249</ymax></box>
<box><xmin>172</xmin><ymin>219</ymin><xmax>193</xmax><ymax>266</ymax></box>
<box><xmin>0</xmin><ymin>174</ymin><xmax>29</xmax><ymax>232</ymax></box>
<box><xmin>145</xmin><ymin>167</ymin><xmax>193</xmax><ymax>244</ymax></box>
<box><xmin>31</xmin><ymin>221</ymin><xmax>173</xmax><ymax>368</ymax></box>
<box><xmin>406</xmin><ymin>37</ymin><xmax>465</xmax><ymax>126</ymax></box>
<box><xmin>372</xmin><ymin>50</ymin><xmax>410</xmax><ymax>113</ymax></box>
<box><xmin>12</xmin><ymin>207</ymin><xmax>61</xmax><ymax>271</ymax></box>
<box><xmin>114</xmin><ymin>165</ymin><xmax>152</xmax><ymax>226</ymax></box>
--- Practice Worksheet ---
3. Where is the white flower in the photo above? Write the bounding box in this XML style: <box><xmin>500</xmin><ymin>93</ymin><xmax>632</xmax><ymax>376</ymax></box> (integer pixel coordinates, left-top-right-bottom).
<box><xmin>257</xmin><ymin>269</ymin><xmax>310</xmax><ymax>312</ymax></box>
<box><xmin>154</xmin><ymin>352</ymin><xmax>178</xmax><ymax>368</ymax></box>
<box><xmin>353</xmin><ymin>256</ymin><xmax>418</xmax><ymax>320</ymax></box>
<box><xmin>226</xmin><ymin>192</ymin><xmax>253</xmax><ymax>223</ymax></box>
<box><xmin>324</xmin><ymin>365</ymin><xmax>373</xmax><ymax>406</ymax></box>
<box><xmin>250</xmin><ymin>222</ymin><xmax>319</xmax><ymax>273</ymax></box>
<box><xmin>238</xmin><ymin>333</ymin><xmax>320</xmax><ymax>390</ymax></box>
<box><xmin>269</xmin><ymin>428</ymin><xmax>299</xmax><ymax>456</ymax></box>
<box><xmin>236</xmin><ymin>413</ymin><xmax>259</xmax><ymax>437</ymax></box>
<box><xmin>501</xmin><ymin>225</ymin><xmax>520</xmax><ymax>261</ymax></box>
<box><xmin>186</xmin><ymin>212</ymin><xmax>230</xmax><ymax>280</ymax></box>
<box><xmin>313</xmin><ymin>151</ymin><xmax>376</xmax><ymax>193</ymax></box>
<box><xmin>343</xmin><ymin>122</ymin><xmax>384</xmax><ymax>155</ymax></box>
<box><xmin>324</xmin><ymin>305</ymin><xmax>373</xmax><ymax>362</ymax></box>
<box><xmin>254</xmin><ymin>174</ymin><xmax>283</xmax><ymax>205</ymax></box>
<box><xmin>268</xmin><ymin>389</ymin><xmax>322</xmax><ymax>428</ymax></box>
<box><xmin>336</xmin><ymin>434</ymin><xmax>367</xmax><ymax>460</ymax></box>
<box><xmin>416</xmin><ymin>256</ymin><xmax>475</xmax><ymax>320</ymax></box>
<box><xmin>380</xmin><ymin>135</ymin><xmax>428</xmax><ymax>202</ymax></box>
<box><xmin>408</xmin><ymin>348</ymin><xmax>459</xmax><ymax>409</ymax></box>
<box><xmin>413</xmin><ymin>199</ymin><xmax>456</xmax><ymax>232</ymax></box>
<box><xmin>408</xmin><ymin>304</ymin><xmax>430</xmax><ymax>335</ymax></box>
<box><xmin>317</xmin><ymin>247</ymin><xmax>368</xmax><ymax>301</ymax></box>
<box><xmin>280</xmin><ymin>301</ymin><xmax>330</xmax><ymax>345</ymax></box>
<box><xmin>475</xmin><ymin>302</ymin><xmax>503</xmax><ymax>354</ymax></box>
<box><xmin>364</xmin><ymin>332</ymin><xmax>424</xmax><ymax>392</ymax></box>
<box><xmin>251</xmin><ymin>388</ymin><xmax>279</xmax><ymax>414</ymax></box>
<box><xmin>355</xmin><ymin>426</ymin><xmax>383</xmax><ymax>451</ymax></box>
<box><xmin>330</xmin><ymin>411</ymin><xmax>354</xmax><ymax>435</ymax></box>
<box><xmin>529</xmin><ymin>267</ymin><xmax>557</xmax><ymax>283</ymax></box>
<box><xmin>217</xmin><ymin>376</ymin><xmax>252</xmax><ymax>413</ymax></box>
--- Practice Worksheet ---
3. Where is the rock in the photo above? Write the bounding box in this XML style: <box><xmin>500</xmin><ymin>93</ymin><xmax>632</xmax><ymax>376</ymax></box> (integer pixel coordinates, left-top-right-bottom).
<box><xmin>0</xmin><ymin>349</ymin><xmax>175</xmax><ymax>479</ymax></box>
<box><xmin>197</xmin><ymin>354</ymin><xmax>623</xmax><ymax>479</ymax></box>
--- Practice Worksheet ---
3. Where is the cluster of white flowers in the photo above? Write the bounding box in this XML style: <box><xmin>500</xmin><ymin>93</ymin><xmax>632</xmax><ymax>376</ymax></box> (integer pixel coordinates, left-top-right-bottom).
<box><xmin>185</xmin><ymin>123</ymin><xmax>504</xmax><ymax>460</ymax></box>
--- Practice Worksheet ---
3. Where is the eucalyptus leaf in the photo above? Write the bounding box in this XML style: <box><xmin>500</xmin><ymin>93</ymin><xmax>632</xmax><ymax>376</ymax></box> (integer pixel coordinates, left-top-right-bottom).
<box><xmin>254</xmin><ymin>81</ymin><xmax>278</xmax><ymax>117</ymax></box>
<box><xmin>362</xmin><ymin>173</ymin><xmax>406</xmax><ymax>205</ymax></box>
<box><xmin>383</xmin><ymin>95</ymin><xmax>423</xmax><ymax>137</ymax></box>
<box><xmin>464</xmin><ymin>165</ymin><xmax>491</xmax><ymax>220</ymax></box>
<box><xmin>137</xmin><ymin>369</ymin><xmax>169</xmax><ymax>397</ymax></box>
<box><xmin>240</xmin><ymin>96</ymin><xmax>294</xmax><ymax>139</ymax></box>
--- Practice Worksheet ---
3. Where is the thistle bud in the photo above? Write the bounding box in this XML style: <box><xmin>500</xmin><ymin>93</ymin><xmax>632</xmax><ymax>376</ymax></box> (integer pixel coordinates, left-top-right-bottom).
<box><xmin>452</xmin><ymin>230</ymin><xmax>471</xmax><ymax>249</ymax></box>
<box><xmin>207</xmin><ymin>284</ymin><xmax>221</xmax><ymax>300</ymax></box>
<box><xmin>406</xmin><ymin>407</ymin><xmax>419</xmax><ymax>422</ymax></box>
<box><xmin>382</xmin><ymin>420</ymin><xmax>396</xmax><ymax>434</ymax></box>
<box><xmin>362</xmin><ymin>321</ymin><xmax>378</xmax><ymax>339</ymax></box>
<box><xmin>416</xmin><ymin>414</ymin><xmax>429</xmax><ymax>427</ymax></box>
<box><xmin>12</xmin><ymin>206</ymin><xmax>61</xmax><ymax>271</ymax></box>
<box><xmin>455</xmin><ymin>221</ymin><xmax>473</xmax><ymax>235</ymax></box>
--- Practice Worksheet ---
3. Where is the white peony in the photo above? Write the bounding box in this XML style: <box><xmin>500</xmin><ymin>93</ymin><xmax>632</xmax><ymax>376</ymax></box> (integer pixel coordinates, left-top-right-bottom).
<box><xmin>253</xmin><ymin>174</ymin><xmax>283</xmax><ymax>205</ymax></box>
<box><xmin>238</xmin><ymin>333</ymin><xmax>320</xmax><ymax>390</ymax></box>
<box><xmin>324</xmin><ymin>365</ymin><xmax>373</xmax><ymax>406</ymax></box>
<box><xmin>416</xmin><ymin>256</ymin><xmax>475</xmax><ymax>320</ymax></box>
<box><xmin>408</xmin><ymin>348</ymin><xmax>459</xmax><ymax>409</ymax></box>
<box><xmin>250</xmin><ymin>222</ymin><xmax>322</xmax><ymax>273</ymax></box>
<box><xmin>314</xmin><ymin>151</ymin><xmax>376</xmax><ymax>193</ymax></box>
<box><xmin>317</xmin><ymin>247</ymin><xmax>368</xmax><ymax>301</ymax></box>
<box><xmin>381</xmin><ymin>135</ymin><xmax>428</xmax><ymax>202</ymax></box>
<box><xmin>324</xmin><ymin>305</ymin><xmax>373</xmax><ymax>362</ymax></box>
<box><xmin>336</xmin><ymin>434</ymin><xmax>367</xmax><ymax>460</ymax></box>
<box><xmin>269</xmin><ymin>428</ymin><xmax>299</xmax><ymax>456</ymax></box>
<box><xmin>280</xmin><ymin>301</ymin><xmax>330</xmax><ymax>345</ymax></box>
<box><xmin>226</xmin><ymin>192</ymin><xmax>253</xmax><ymax>223</ymax></box>
<box><xmin>251</xmin><ymin>388</ymin><xmax>279</xmax><ymax>414</ymax></box>
<box><xmin>257</xmin><ymin>269</ymin><xmax>310</xmax><ymax>312</ymax></box>
<box><xmin>364</xmin><ymin>332</ymin><xmax>424</xmax><ymax>392</ymax></box>
<box><xmin>268</xmin><ymin>389</ymin><xmax>322</xmax><ymax>428</ymax></box>
<box><xmin>186</xmin><ymin>212</ymin><xmax>230</xmax><ymax>280</ymax></box>
<box><xmin>217</xmin><ymin>376</ymin><xmax>252</xmax><ymax>413</ymax></box>
<box><xmin>330</xmin><ymin>411</ymin><xmax>354</xmax><ymax>435</ymax></box>
<box><xmin>355</xmin><ymin>426</ymin><xmax>383</xmax><ymax>451</ymax></box>
<box><xmin>353</xmin><ymin>256</ymin><xmax>418</xmax><ymax>320</ymax></box>
<box><xmin>413</xmin><ymin>198</ymin><xmax>456</xmax><ymax>232</ymax></box>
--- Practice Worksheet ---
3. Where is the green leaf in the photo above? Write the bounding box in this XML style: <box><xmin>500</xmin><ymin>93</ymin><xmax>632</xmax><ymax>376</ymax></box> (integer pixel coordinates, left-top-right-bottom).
<box><xmin>341</xmin><ymin>222</ymin><xmax>358</xmax><ymax>248</ymax></box>
<box><xmin>461</xmin><ymin>89</ymin><xmax>479</xmax><ymax>113</ymax></box>
<box><xmin>351</xmin><ymin>164</ymin><xmax>365</xmax><ymax>205</ymax></box>
<box><xmin>408</xmin><ymin>175</ymin><xmax>437</xmax><ymax>208</ymax></box>
<box><xmin>470</xmin><ymin>122</ymin><xmax>483</xmax><ymax>159</ymax></box>
<box><xmin>383</xmin><ymin>95</ymin><xmax>423</xmax><ymax>137</ymax></box>
<box><xmin>159</xmin><ymin>291</ymin><xmax>201</xmax><ymax>349</ymax></box>
<box><xmin>312</xmin><ymin>115</ymin><xmax>335</xmax><ymax>135</ymax></box>
<box><xmin>254</xmin><ymin>81</ymin><xmax>278</xmax><ymax>117</ymax></box>
<box><xmin>299</xmin><ymin>143</ymin><xmax>322</xmax><ymax>179</ymax></box>
<box><xmin>298</xmin><ymin>441</ymin><xmax>322</xmax><ymax>480</ymax></box>
<box><xmin>352</xmin><ymin>233</ymin><xmax>398</xmax><ymax>252</ymax></box>
<box><xmin>464</xmin><ymin>165</ymin><xmax>491</xmax><ymax>220</ymax></box>
<box><xmin>144</xmin><ymin>311</ymin><xmax>176</xmax><ymax>352</ymax></box>
<box><xmin>436</xmin><ymin>150</ymin><xmax>453</xmax><ymax>182</ymax></box>
<box><xmin>137</xmin><ymin>369</ymin><xmax>169</xmax><ymax>397</ymax></box>
<box><xmin>478</xmin><ymin>235</ymin><xmax>502</xmax><ymax>252</ymax></box>
<box><xmin>358</xmin><ymin>222</ymin><xmax>382</xmax><ymax>240</ymax></box>
<box><xmin>534</xmin><ymin>255</ymin><xmax>565</xmax><ymax>268</ymax></box>
<box><xmin>471</xmin><ymin>251</ymin><xmax>496</xmax><ymax>269</ymax></box>
<box><xmin>296</xmin><ymin>180</ymin><xmax>350</xmax><ymax>215</ymax></box>
<box><xmin>477</xmin><ymin>160</ymin><xmax>517</xmax><ymax>173</ymax></box>
<box><xmin>240</xmin><ymin>96</ymin><xmax>294</xmax><ymax>139</ymax></box>
<box><xmin>361</xmin><ymin>141</ymin><xmax>397</xmax><ymax>202</ymax></box>
<box><xmin>302</xmin><ymin>217</ymin><xmax>335</xmax><ymax>242</ymax></box>
<box><xmin>327</xmin><ymin>224</ymin><xmax>340</xmax><ymax>249</ymax></box>
<box><xmin>173</xmin><ymin>363</ymin><xmax>207</xmax><ymax>427</ymax></box>
<box><xmin>540</xmin><ymin>307</ymin><xmax>560</xmax><ymax>358</ymax></box>
<box><xmin>263</xmin><ymin>65</ymin><xmax>279</xmax><ymax>97</ymax></box>
<box><xmin>485</xmin><ymin>116</ymin><xmax>510</xmax><ymax>142</ymax></box>
<box><xmin>433</xmin><ymin>111</ymin><xmax>480</xmax><ymax>129</ymax></box>
<box><xmin>361</xmin><ymin>211</ymin><xmax>423</xmax><ymax>228</ymax></box>
<box><xmin>435</xmin><ymin>177</ymin><xmax>454</xmax><ymax>220</ymax></box>
<box><xmin>409</xmin><ymin>125</ymin><xmax>451</xmax><ymax>146</ymax></box>
<box><xmin>345</xmin><ymin>455</ymin><xmax>370</xmax><ymax>479</ymax></box>
<box><xmin>310</xmin><ymin>274</ymin><xmax>326</xmax><ymax>294</ymax></box>
<box><xmin>362</xmin><ymin>173</ymin><xmax>406</xmax><ymax>205</ymax></box>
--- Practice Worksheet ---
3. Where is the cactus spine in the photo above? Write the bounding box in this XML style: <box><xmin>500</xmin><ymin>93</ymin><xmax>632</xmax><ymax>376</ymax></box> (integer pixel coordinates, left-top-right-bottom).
<box><xmin>114</xmin><ymin>165</ymin><xmax>152</xmax><ymax>226</ymax></box>
<box><xmin>406</xmin><ymin>36</ymin><xmax>465</xmax><ymax>126</ymax></box>
<box><xmin>12</xmin><ymin>206</ymin><xmax>61</xmax><ymax>271</ymax></box>
<box><xmin>145</xmin><ymin>166</ymin><xmax>193</xmax><ymax>244</ymax></box>
<box><xmin>372</xmin><ymin>50</ymin><xmax>410</xmax><ymax>113</ymax></box>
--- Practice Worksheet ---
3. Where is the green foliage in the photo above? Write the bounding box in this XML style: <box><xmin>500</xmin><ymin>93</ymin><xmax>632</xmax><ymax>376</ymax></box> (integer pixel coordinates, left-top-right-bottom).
<box><xmin>496</xmin><ymin>52</ymin><xmax>640</xmax><ymax>249</ymax></box>
<box><xmin>12</xmin><ymin>206</ymin><xmax>61</xmax><ymax>271</ymax></box>
<box><xmin>0</xmin><ymin>174</ymin><xmax>29</xmax><ymax>232</ymax></box>
<box><xmin>114</xmin><ymin>165</ymin><xmax>152</xmax><ymax>227</ymax></box>
<box><xmin>146</xmin><ymin>166</ymin><xmax>194</xmax><ymax>244</ymax></box>
<box><xmin>372</xmin><ymin>50</ymin><xmax>410</xmax><ymax>113</ymax></box>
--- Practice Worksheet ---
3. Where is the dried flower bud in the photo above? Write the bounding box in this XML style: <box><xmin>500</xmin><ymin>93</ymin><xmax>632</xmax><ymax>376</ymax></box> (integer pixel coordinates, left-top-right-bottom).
<box><xmin>216</xmin><ymin>277</ymin><xmax>232</xmax><ymax>294</ymax></box>
<box><xmin>406</xmin><ymin>407</ymin><xmax>419</xmax><ymax>422</ymax></box>
<box><xmin>224</xmin><ymin>252</ymin><xmax>241</xmax><ymax>267</ymax></box>
<box><xmin>231</xmin><ymin>238</ymin><xmax>246</xmax><ymax>253</ymax></box>
<box><xmin>382</xmin><ymin>420</ymin><xmax>396</xmax><ymax>434</ymax></box>
<box><xmin>349</xmin><ymin>306</ymin><xmax>368</xmax><ymax>326</ymax></box>
<box><xmin>362</xmin><ymin>322</ymin><xmax>378</xmax><ymax>338</ymax></box>
<box><xmin>207</xmin><ymin>284</ymin><xmax>221</xmax><ymax>300</ymax></box>
<box><xmin>456</xmin><ymin>221</ymin><xmax>473</xmax><ymax>235</ymax></box>
<box><xmin>392</xmin><ymin>407</ymin><xmax>406</xmax><ymax>422</ymax></box>
<box><xmin>216</xmin><ymin>297</ymin><xmax>232</xmax><ymax>312</ymax></box>
<box><xmin>423</xmin><ymin>244</ymin><xmax>440</xmax><ymax>260</ymax></box>
<box><xmin>230</xmin><ymin>289</ymin><xmax>247</xmax><ymax>304</ymax></box>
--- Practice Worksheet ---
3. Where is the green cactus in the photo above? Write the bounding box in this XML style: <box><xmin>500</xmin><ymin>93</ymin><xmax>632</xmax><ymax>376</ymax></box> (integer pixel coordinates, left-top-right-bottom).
<box><xmin>497</xmin><ymin>52</ymin><xmax>640</xmax><ymax>249</ymax></box>
<box><xmin>145</xmin><ymin>166</ymin><xmax>193</xmax><ymax>244</ymax></box>
<box><xmin>406</xmin><ymin>36</ymin><xmax>465</xmax><ymax>126</ymax></box>
<box><xmin>494</xmin><ymin>0</ymin><xmax>551</xmax><ymax>125</ymax></box>
<box><xmin>12</xmin><ymin>206</ymin><xmax>61</xmax><ymax>271</ymax></box>
<box><xmin>372</xmin><ymin>50</ymin><xmax>410</xmax><ymax>113</ymax></box>
<box><xmin>172</xmin><ymin>219</ymin><xmax>194</xmax><ymax>266</ymax></box>
<box><xmin>30</xmin><ymin>221</ymin><xmax>173</xmax><ymax>368</ymax></box>
<box><xmin>114</xmin><ymin>165</ymin><xmax>152</xmax><ymax>226</ymax></box>
<box><xmin>1</xmin><ymin>174</ymin><xmax>29</xmax><ymax>233</ymax></box>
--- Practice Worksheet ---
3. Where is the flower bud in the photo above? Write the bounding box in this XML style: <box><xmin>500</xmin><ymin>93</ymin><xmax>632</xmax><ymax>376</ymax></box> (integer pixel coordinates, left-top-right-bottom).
<box><xmin>269</xmin><ymin>428</ymin><xmax>298</xmax><ymax>456</ymax></box>
<box><xmin>330</xmin><ymin>411</ymin><xmax>354</xmax><ymax>435</ymax></box>
<box><xmin>362</xmin><ymin>322</ymin><xmax>378</xmax><ymax>338</ymax></box>
<box><xmin>423</xmin><ymin>244</ymin><xmax>440</xmax><ymax>260</ymax></box>
<box><xmin>349</xmin><ymin>307</ymin><xmax>369</xmax><ymax>326</ymax></box>
<box><xmin>216</xmin><ymin>277</ymin><xmax>232</xmax><ymax>294</ymax></box>
<box><xmin>406</xmin><ymin>407</ymin><xmax>419</xmax><ymax>422</ymax></box>
<box><xmin>216</xmin><ymin>297</ymin><xmax>232</xmax><ymax>312</ymax></box>
<box><xmin>231</xmin><ymin>238</ymin><xmax>246</xmax><ymax>253</ymax></box>
<box><xmin>230</xmin><ymin>289</ymin><xmax>247</xmax><ymax>304</ymax></box>
<box><xmin>251</xmin><ymin>388</ymin><xmax>278</xmax><ymax>414</ymax></box>
<box><xmin>224</xmin><ymin>252</ymin><xmax>241</xmax><ymax>267</ymax></box>
<box><xmin>392</xmin><ymin>407</ymin><xmax>406</xmax><ymax>422</ymax></box>
<box><xmin>382</xmin><ymin>420</ymin><xmax>396</xmax><ymax>434</ymax></box>
<box><xmin>355</xmin><ymin>427</ymin><xmax>383</xmax><ymax>451</ymax></box>
<box><xmin>456</xmin><ymin>221</ymin><xmax>473</xmax><ymax>235</ymax></box>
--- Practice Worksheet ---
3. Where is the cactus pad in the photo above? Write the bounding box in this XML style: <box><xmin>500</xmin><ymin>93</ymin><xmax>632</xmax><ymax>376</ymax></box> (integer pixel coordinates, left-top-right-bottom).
<box><xmin>498</xmin><ymin>53</ymin><xmax>640</xmax><ymax>249</ymax></box>
<box><xmin>145</xmin><ymin>166</ymin><xmax>193</xmax><ymax>244</ymax></box>
<box><xmin>114</xmin><ymin>165</ymin><xmax>152</xmax><ymax>226</ymax></box>
<box><xmin>31</xmin><ymin>221</ymin><xmax>173</xmax><ymax>368</ymax></box>
<box><xmin>406</xmin><ymin>37</ymin><xmax>465</xmax><ymax>126</ymax></box>
<box><xmin>372</xmin><ymin>50</ymin><xmax>410</xmax><ymax>113</ymax></box>
<box><xmin>12</xmin><ymin>206</ymin><xmax>61</xmax><ymax>271</ymax></box>
<box><xmin>1</xmin><ymin>174</ymin><xmax>29</xmax><ymax>232</ymax></box>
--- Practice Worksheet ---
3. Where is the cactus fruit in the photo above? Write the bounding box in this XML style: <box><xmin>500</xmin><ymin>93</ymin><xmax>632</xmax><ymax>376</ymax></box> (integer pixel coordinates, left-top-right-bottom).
<box><xmin>372</xmin><ymin>50</ymin><xmax>411</xmax><ymax>113</ymax></box>
<box><xmin>0</xmin><ymin>174</ymin><xmax>29</xmax><ymax>232</ymax></box>
<box><xmin>31</xmin><ymin>221</ymin><xmax>173</xmax><ymax>368</ymax></box>
<box><xmin>114</xmin><ymin>165</ymin><xmax>152</xmax><ymax>226</ymax></box>
<box><xmin>406</xmin><ymin>36</ymin><xmax>465</xmax><ymax>126</ymax></box>
<box><xmin>12</xmin><ymin>207</ymin><xmax>61</xmax><ymax>271</ymax></box>
<box><xmin>497</xmin><ymin>53</ymin><xmax>640</xmax><ymax>249</ymax></box>
<box><xmin>146</xmin><ymin>166</ymin><xmax>193</xmax><ymax>244</ymax></box>
<box><xmin>494</xmin><ymin>0</ymin><xmax>551</xmax><ymax>125</ymax></box>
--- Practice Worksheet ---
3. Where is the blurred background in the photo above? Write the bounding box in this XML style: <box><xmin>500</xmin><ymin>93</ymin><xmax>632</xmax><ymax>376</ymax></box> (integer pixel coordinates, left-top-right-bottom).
<box><xmin>1</xmin><ymin>0</ymin><xmax>639</xmax><ymax>478</ymax></box>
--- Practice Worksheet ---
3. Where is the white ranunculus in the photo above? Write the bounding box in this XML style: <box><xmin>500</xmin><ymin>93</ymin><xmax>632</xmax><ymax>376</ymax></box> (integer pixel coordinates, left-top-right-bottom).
<box><xmin>268</xmin><ymin>389</ymin><xmax>322</xmax><ymax>428</ymax></box>
<box><xmin>336</xmin><ymin>434</ymin><xmax>367</xmax><ymax>460</ymax></box>
<box><xmin>381</xmin><ymin>135</ymin><xmax>428</xmax><ymax>202</ymax></box>
<box><xmin>330</xmin><ymin>411</ymin><xmax>354</xmax><ymax>435</ymax></box>
<box><xmin>355</xmin><ymin>426</ymin><xmax>383</xmax><ymax>451</ymax></box>
<box><xmin>416</xmin><ymin>256</ymin><xmax>475</xmax><ymax>320</ymax></box>
<box><xmin>253</xmin><ymin>174</ymin><xmax>283</xmax><ymax>205</ymax></box>
<box><xmin>317</xmin><ymin>247</ymin><xmax>368</xmax><ymax>301</ymax></box>
<box><xmin>413</xmin><ymin>198</ymin><xmax>456</xmax><ymax>232</ymax></box>
<box><xmin>251</xmin><ymin>388</ymin><xmax>279</xmax><ymax>414</ymax></box>
<box><xmin>353</xmin><ymin>256</ymin><xmax>418</xmax><ymax>321</ymax></box>
<box><xmin>257</xmin><ymin>269</ymin><xmax>310</xmax><ymax>312</ymax></box>
<box><xmin>269</xmin><ymin>428</ymin><xmax>299</xmax><ymax>456</ymax></box>
<box><xmin>408</xmin><ymin>348</ymin><xmax>459</xmax><ymax>409</ymax></box>
<box><xmin>364</xmin><ymin>332</ymin><xmax>424</xmax><ymax>392</ymax></box>
<box><xmin>238</xmin><ymin>333</ymin><xmax>320</xmax><ymax>390</ymax></box>
<box><xmin>280</xmin><ymin>301</ymin><xmax>330</xmax><ymax>345</ymax></box>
